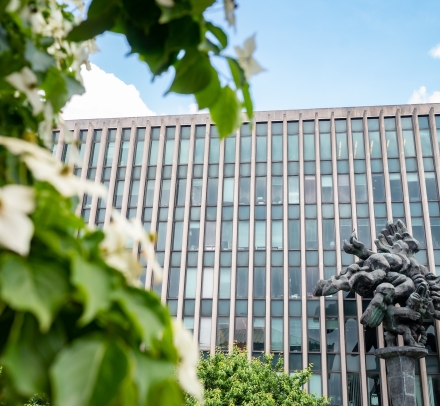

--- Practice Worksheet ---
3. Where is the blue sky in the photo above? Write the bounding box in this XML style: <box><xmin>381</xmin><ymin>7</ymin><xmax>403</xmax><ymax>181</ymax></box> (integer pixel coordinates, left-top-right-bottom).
<box><xmin>65</xmin><ymin>0</ymin><xmax>440</xmax><ymax>118</ymax></box>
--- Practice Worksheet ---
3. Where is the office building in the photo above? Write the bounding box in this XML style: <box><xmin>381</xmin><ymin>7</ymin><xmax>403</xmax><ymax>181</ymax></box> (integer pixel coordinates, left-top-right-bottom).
<box><xmin>58</xmin><ymin>103</ymin><xmax>440</xmax><ymax>405</ymax></box>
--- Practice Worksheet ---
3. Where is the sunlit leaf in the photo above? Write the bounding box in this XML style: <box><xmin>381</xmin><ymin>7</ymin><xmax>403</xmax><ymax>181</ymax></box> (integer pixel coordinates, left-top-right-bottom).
<box><xmin>210</xmin><ymin>86</ymin><xmax>242</xmax><ymax>139</ymax></box>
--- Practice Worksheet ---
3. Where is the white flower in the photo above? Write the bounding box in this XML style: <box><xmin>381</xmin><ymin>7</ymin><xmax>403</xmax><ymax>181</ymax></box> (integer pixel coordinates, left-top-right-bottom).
<box><xmin>223</xmin><ymin>0</ymin><xmax>236</xmax><ymax>27</ymax></box>
<box><xmin>173</xmin><ymin>319</ymin><xmax>204</xmax><ymax>403</ymax></box>
<box><xmin>6</xmin><ymin>0</ymin><xmax>20</xmax><ymax>12</ymax></box>
<box><xmin>0</xmin><ymin>185</ymin><xmax>35</xmax><ymax>256</ymax></box>
<box><xmin>100</xmin><ymin>210</ymin><xmax>163</xmax><ymax>285</ymax></box>
<box><xmin>6</xmin><ymin>67</ymin><xmax>44</xmax><ymax>115</ymax></box>
<box><xmin>235</xmin><ymin>35</ymin><xmax>266</xmax><ymax>81</ymax></box>
<box><xmin>0</xmin><ymin>136</ymin><xmax>107</xmax><ymax>198</ymax></box>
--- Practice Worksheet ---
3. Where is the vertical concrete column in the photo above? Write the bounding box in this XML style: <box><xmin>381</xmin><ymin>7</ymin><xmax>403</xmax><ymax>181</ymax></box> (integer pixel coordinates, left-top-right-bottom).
<box><xmin>282</xmin><ymin>114</ymin><xmax>289</xmax><ymax>373</ymax></box>
<box><xmin>193</xmin><ymin>120</ymin><xmax>210</xmax><ymax>345</ymax></box>
<box><xmin>211</xmin><ymin>126</ymin><xmax>225</xmax><ymax>354</ymax></box>
<box><xmin>315</xmin><ymin>112</ymin><xmax>327</xmax><ymax>397</ymax></box>
<box><xmin>361</xmin><ymin>110</ymin><xmax>374</xmax><ymax>406</ymax></box>
<box><xmin>177</xmin><ymin>119</ymin><xmax>195</xmax><ymax>320</ymax></box>
<box><xmin>247</xmin><ymin>123</ymin><xmax>256</xmax><ymax>357</ymax></box>
<box><xmin>161</xmin><ymin>120</ymin><xmax>180</xmax><ymax>303</ymax></box>
<box><xmin>134</xmin><ymin>121</ymin><xmax>151</xmax><ymax>224</ymax></box>
<box><xmin>266</xmin><ymin>115</ymin><xmax>272</xmax><ymax>355</ymax></box>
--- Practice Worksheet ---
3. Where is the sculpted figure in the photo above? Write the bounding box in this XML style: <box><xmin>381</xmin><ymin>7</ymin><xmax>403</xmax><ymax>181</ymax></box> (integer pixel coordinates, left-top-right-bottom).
<box><xmin>314</xmin><ymin>219</ymin><xmax>440</xmax><ymax>347</ymax></box>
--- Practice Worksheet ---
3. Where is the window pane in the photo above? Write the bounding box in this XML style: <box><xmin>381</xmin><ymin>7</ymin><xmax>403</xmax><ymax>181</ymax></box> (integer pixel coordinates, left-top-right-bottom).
<box><xmin>385</xmin><ymin>131</ymin><xmax>398</xmax><ymax>158</ymax></box>
<box><xmin>412</xmin><ymin>218</ymin><xmax>425</xmax><ymax>246</ymax></box>
<box><xmin>160</xmin><ymin>179</ymin><xmax>171</xmax><ymax>206</ymax></box>
<box><xmin>225</xmin><ymin>136</ymin><xmax>236</xmax><ymax>163</ymax></box>
<box><xmin>253</xmin><ymin>318</ymin><xmax>265</xmax><ymax>351</ymax></box>
<box><xmin>271</xmin><ymin>177</ymin><xmax>282</xmax><ymax>204</ymax></box>
<box><xmin>368</xmin><ymin>131</ymin><xmax>382</xmax><ymax>158</ymax></box>
<box><xmin>355</xmin><ymin>174</ymin><xmax>367</xmax><ymax>202</ymax></box>
<box><xmin>372</xmin><ymin>174</ymin><xmax>385</xmax><ymax>202</ymax></box>
<box><xmin>199</xmin><ymin>317</ymin><xmax>212</xmax><ymax>350</ymax></box>
<box><xmin>238</xmin><ymin>221</ymin><xmax>249</xmax><ymax>249</ymax></box>
<box><xmin>219</xmin><ymin>268</ymin><xmax>231</xmax><ymax>298</ymax></box>
<box><xmin>272</xmin><ymin>135</ymin><xmax>282</xmax><ymax>161</ymax></box>
<box><xmin>239</xmin><ymin>178</ymin><xmax>250</xmax><ymax>204</ymax></box>
<box><xmin>209</xmin><ymin>138</ymin><xmax>220</xmax><ymax>163</ymax></box>
<box><xmin>289</xmin><ymin>176</ymin><xmax>299</xmax><ymax>203</ymax></box>
<box><xmin>352</xmin><ymin>131</ymin><xmax>365</xmax><ymax>159</ymax></box>
<box><xmin>407</xmin><ymin>173</ymin><xmax>421</xmax><ymax>201</ymax></box>
<box><xmin>389</xmin><ymin>173</ymin><xmax>403</xmax><ymax>201</ymax></box>
<box><xmin>191</xmin><ymin>179</ymin><xmax>202</xmax><ymax>205</ymax></box>
<box><xmin>202</xmin><ymin>268</ymin><xmax>214</xmax><ymax>298</ymax></box>
<box><xmin>288</xmin><ymin>220</ymin><xmax>300</xmax><ymax>249</ymax></box>
<box><xmin>194</xmin><ymin>139</ymin><xmax>205</xmax><ymax>163</ymax></box>
<box><xmin>237</xmin><ymin>268</ymin><xmax>248</xmax><ymax>298</ymax></box>
<box><xmin>144</xmin><ymin>180</ymin><xmax>155</xmax><ymax>206</ymax></box>
<box><xmin>320</xmin><ymin>133</ymin><xmax>331</xmax><ymax>160</ymax></box>
<box><xmin>425</xmin><ymin>172</ymin><xmax>438</xmax><ymax>200</ymax></box>
<box><xmin>255</xmin><ymin>221</ymin><xmax>266</xmax><ymax>249</ymax></box>
<box><xmin>223</xmin><ymin>178</ymin><xmax>234</xmax><ymax>205</ymax></box>
<box><xmin>323</xmin><ymin>219</ymin><xmax>335</xmax><ymax>249</ymax></box>
<box><xmin>306</xmin><ymin>219</ymin><xmax>318</xmax><ymax>249</ymax></box>
<box><xmin>358</xmin><ymin>218</ymin><xmax>371</xmax><ymax>248</ymax></box>
<box><xmin>308</xmin><ymin>317</ymin><xmax>321</xmax><ymax>351</ymax></box>
<box><xmin>221</xmin><ymin>221</ymin><xmax>233</xmax><ymax>250</ymax></box>
<box><xmin>207</xmin><ymin>178</ymin><xmax>218</xmax><ymax>205</ymax></box>
<box><xmin>321</xmin><ymin>175</ymin><xmax>333</xmax><ymax>203</ymax></box>
<box><xmin>185</xmin><ymin>268</ymin><xmax>197</xmax><ymax>298</ymax></box>
<box><xmin>176</xmin><ymin>179</ymin><xmax>187</xmax><ymax>206</ymax></box>
<box><xmin>338</xmin><ymin>174</ymin><xmax>350</xmax><ymax>203</ymax></box>
<box><xmin>271</xmin><ymin>318</ymin><xmax>283</xmax><ymax>351</ymax></box>
<box><xmin>256</xmin><ymin>177</ymin><xmax>266</xmax><ymax>204</ymax></box>
<box><xmin>271</xmin><ymin>268</ymin><xmax>283</xmax><ymax>298</ymax></box>
<box><xmin>129</xmin><ymin>180</ymin><xmax>139</xmax><ymax>206</ymax></box>
<box><xmin>304</xmin><ymin>135</ymin><xmax>315</xmax><ymax>160</ymax></box>
<box><xmin>179</xmin><ymin>139</ymin><xmax>190</xmax><ymax>164</ymax></box>
<box><xmin>254</xmin><ymin>268</ymin><xmax>265</xmax><ymax>298</ymax></box>
<box><xmin>164</xmin><ymin>139</ymin><xmax>175</xmax><ymax>165</ymax></box>
<box><xmin>288</xmin><ymin>135</ymin><xmax>299</xmax><ymax>160</ymax></box>
<box><xmin>289</xmin><ymin>268</ymin><xmax>301</xmax><ymax>298</ymax></box>
<box><xmin>336</xmin><ymin>132</ymin><xmax>348</xmax><ymax>159</ymax></box>
<box><xmin>272</xmin><ymin>220</ymin><xmax>283</xmax><ymax>248</ymax></box>
<box><xmin>304</xmin><ymin>176</ymin><xmax>316</xmax><ymax>204</ymax></box>
<box><xmin>173</xmin><ymin>222</ymin><xmax>183</xmax><ymax>250</ymax></box>
<box><xmin>205</xmin><ymin>222</ymin><xmax>216</xmax><ymax>249</ymax></box>
<box><xmin>403</xmin><ymin>130</ymin><xmax>416</xmax><ymax>156</ymax></box>
<box><xmin>168</xmin><ymin>268</ymin><xmax>180</xmax><ymax>298</ymax></box>
<box><xmin>188</xmin><ymin>222</ymin><xmax>200</xmax><ymax>250</ymax></box>
<box><xmin>419</xmin><ymin>129</ymin><xmax>433</xmax><ymax>156</ymax></box>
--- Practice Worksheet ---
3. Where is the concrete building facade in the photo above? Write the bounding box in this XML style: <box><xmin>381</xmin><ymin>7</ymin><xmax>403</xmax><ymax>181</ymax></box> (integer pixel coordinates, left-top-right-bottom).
<box><xmin>57</xmin><ymin>103</ymin><xmax>440</xmax><ymax>405</ymax></box>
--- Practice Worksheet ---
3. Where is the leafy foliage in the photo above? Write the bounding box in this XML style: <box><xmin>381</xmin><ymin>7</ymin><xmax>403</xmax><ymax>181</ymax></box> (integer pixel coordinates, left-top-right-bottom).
<box><xmin>185</xmin><ymin>347</ymin><xmax>330</xmax><ymax>406</ymax></box>
<box><xmin>68</xmin><ymin>0</ymin><xmax>254</xmax><ymax>138</ymax></box>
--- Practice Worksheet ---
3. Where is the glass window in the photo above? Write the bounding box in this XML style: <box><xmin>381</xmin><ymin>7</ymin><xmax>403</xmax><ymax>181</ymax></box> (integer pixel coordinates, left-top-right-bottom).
<box><xmin>206</xmin><ymin>178</ymin><xmax>218</xmax><ymax>205</ymax></box>
<box><xmin>237</xmin><ymin>268</ymin><xmax>248</xmax><ymax>298</ymax></box>
<box><xmin>288</xmin><ymin>176</ymin><xmax>299</xmax><ymax>204</ymax></box>
<box><xmin>431</xmin><ymin>218</ymin><xmax>440</xmax><ymax>248</ymax></box>
<box><xmin>129</xmin><ymin>180</ymin><xmax>139</xmax><ymax>206</ymax></box>
<box><xmin>188</xmin><ymin>222</ymin><xmax>200</xmax><ymax>250</ymax></box>
<box><xmin>176</xmin><ymin>179</ymin><xmax>187</xmax><ymax>206</ymax></box>
<box><xmin>223</xmin><ymin>178</ymin><xmax>234</xmax><ymax>205</ymax></box>
<box><xmin>205</xmin><ymin>222</ymin><xmax>216</xmax><ymax>249</ymax></box>
<box><xmin>271</xmin><ymin>268</ymin><xmax>283</xmax><ymax>298</ymax></box>
<box><xmin>368</xmin><ymin>131</ymin><xmax>382</xmax><ymax>158</ymax></box>
<box><xmin>255</xmin><ymin>221</ymin><xmax>266</xmax><ymax>249</ymax></box>
<box><xmin>239</xmin><ymin>178</ymin><xmax>250</xmax><ymax>204</ymax></box>
<box><xmin>221</xmin><ymin>221</ymin><xmax>233</xmax><ymax>250</ymax></box>
<box><xmin>385</xmin><ymin>130</ymin><xmax>398</xmax><ymax>158</ymax></box>
<box><xmin>217</xmin><ymin>317</ymin><xmax>229</xmax><ymax>349</ymax></box>
<box><xmin>219</xmin><ymin>268</ymin><xmax>231</xmax><ymax>298</ymax></box>
<box><xmin>272</xmin><ymin>221</ymin><xmax>283</xmax><ymax>249</ymax></box>
<box><xmin>254</xmin><ymin>268</ymin><xmax>265</xmax><ymax>298</ymax></box>
<box><xmin>209</xmin><ymin>138</ymin><xmax>220</xmax><ymax>163</ymax></box>
<box><xmin>191</xmin><ymin>179</ymin><xmax>203</xmax><ymax>206</ymax></box>
<box><xmin>304</xmin><ymin>175</ymin><xmax>316</xmax><ymax>204</ymax></box>
<box><xmin>240</xmin><ymin>136</ymin><xmax>251</xmax><ymax>162</ymax></box>
<box><xmin>173</xmin><ymin>222</ymin><xmax>183</xmax><ymax>250</ymax></box>
<box><xmin>355</xmin><ymin>174</ymin><xmax>367</xmax><ymax>202</ymax></box>
<box><xmin>323</xmin><ymin>219</ymin><xmax>335</xmax><ymax>249</ymax></box>
<box><xmin>340</xmin><ymin>219</ymin><xmax>352</xmax><ymax>243</ymax></box>
<box><xmin>304</xmin><ymin>135</ymin><xmax>315</xmax><ymax>160</ymax></box>
<box><xmin>256</xmin><ymin>177</ymin><xmax>266</xmax><ymax>204</ymax></box>
<box><xmin>407</xmin><ymin>172</ymin><xmax>421</xmax><ymax>201</ymax></box>
<box><xmin>403</xmin><ymin>130</ymin><xmax>416</xmax><ymax>157</ymax></box>
<box><xmin>272</xmin><ymin>177</ymin><xmax>283</xmax><ymax>204</ymax></box>
<box><xmin>144</xmin><ymin>180</ymin><xmax>155</xmax><ymax>206</ymax></box>
<box><xmin>202</xmin><ymin>268</ymin><xmax>214</xmax><ymax>298</ymax></box>
<box><xmin>308</xmin><ymin>317</ymin><xmax>321</xmax><ymax>351</ymax></box>
<box><xmin>412</xmin><ymin>218</ymin><xmax>425</xmax><ymax>247</ymax></box>
<box><xmin>253</xmin><ymin>318</ymin><xmax>265</xmax><ymax>351</ymax></box>
<box><xmin>306</xmin><ymin>219</ymin><xmax>317</xmax><ymax>249</ymax></box>
<box><xmin>185</xmin><ymin>268</ymin><xmax>197</xmax><ymax>298</ymax></box>
<box><xmin>271</xmin><ymin>318</ymin><xmax>283</xmax><ymax>351</ymax></box>
<box><xmin>290</xmin><ymin>318</ymin><xmax>301</xmax><ymax>351</ymax></box>
<box><xmin>288</xmin><ymin>134</ymin><xmax>299</xmax><ymax>161</ymax></box>
<box><xmin>372</xmin><ymin>174</ymin><xmax>385</xmax><ymax>202</ymax></box>
<box><xmin>179</xmin><ymin>139</ymin><xmax>190</xmax><ymax>164</ymax></box>
<box><xmin>272</xmin><ymin>135</ymin><xmax>282</xmax><ymax>161</ymax></box>
<box><xmin>338</xmin><ymin>174</ymin><xmax>350</xmax><ymax>203</ymax></box>
<box><xmin>238</xmin><ymin>221</ymin><xmax>249</xmax><ymax>249</ymax></box>
<box><xmin>199</xmin><ymin>317</ymin><xmax>212</xmax><ymax>350</ymax></box>
<box><xmin>321</xmin><ymin>175</ymin><xmax>333</xmax><ymax>203</ymax></box>
<box><xmin>389</xmin><ymin>173</ymin><xmax>403</xmax><ymax>201</ymax></box>
<box><xmin>320</xmin><ymin>133</ymin><xmax>331</xmax><ymax>160</ymax></box>
<box><xmin>336</xmin><ymin>132</ymin><xmax>348</xmax><ymax>160</ymax></box>
<box><xmin>358</xmin><ymin>218</ymin><xmax>371</xmax><ymax>249</ymax></box>
<box><xmin>288</xmin><ymin>220</ymin><xmax>300</xmax><ymax>250</ymax></box>
<box><xmin>194</xmin><ymin>138</ymin><xmax>205</xmax><ymax>163</ymax></box>
<box><xmin>224</xmin><ymin>136</ymin><xmax>236</xmax><ymax>163</ymax></box>
<box><xmin>425</xmin><ymin>172</ymin><xmax>438</xmax><ymax>201</ymax></box>
<box><xmin>352</xmin><ymin>130</ymin><xmax>365</xmax><ymax>159</ymax></box>
<box><xmin>160</xmin><ymin>179</ymin><xmax>171</xmax><ymax>206</ymax></box>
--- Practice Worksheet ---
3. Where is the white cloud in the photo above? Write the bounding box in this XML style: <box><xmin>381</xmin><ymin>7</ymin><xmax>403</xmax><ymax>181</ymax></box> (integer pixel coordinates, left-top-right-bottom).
<box><xmin>62</xmin><ymin>63</ymin><xmax>155</xmax><ymax>120</ymax></box>
<box><xmin>408</xmin><ymin>86</ymin><xmax>440</xmax><ymax>104</ymax></box>
<box><xmin>429</xmin><ymin>44</ymin><xmax>440</xmax><ymax>59</ymax></box>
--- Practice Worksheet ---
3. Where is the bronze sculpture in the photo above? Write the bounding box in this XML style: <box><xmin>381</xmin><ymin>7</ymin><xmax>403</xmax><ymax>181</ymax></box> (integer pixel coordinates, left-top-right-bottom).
<box><xmin>314</xmin><ymin>219</ymin><xmax>440</xmax><ymax>347</ymax></box>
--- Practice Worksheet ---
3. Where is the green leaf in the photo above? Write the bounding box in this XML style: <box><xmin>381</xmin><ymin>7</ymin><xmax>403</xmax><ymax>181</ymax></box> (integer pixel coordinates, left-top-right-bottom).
<box><xmin>113</xmin><ymin>287</ymin><xmax>165</xmax><ymax>346</ymax></box>
<box><xmin>66</xmin><ymin>13</ymin><xmax>117</xmax><ymax>42</ymax></box>
<box><xmin>205</xmin><ymin>21</ymin><xmax>227</xmax><ymax>49</ymax></box>
<box><xmin>71</xmin><ymin>255</ymin><xmax>111</xmax><ymax>325</ymax></box>
<box><xmin>194</xmin><ymin>66</ymin><xmax>220</xmax><ymax>109</ymax></box>
<box><xmin>210</xmin><ymin>86</ymin><xmax>242</xmax><ymax>139</ymax></box>
<box><xmin>88</xmin><ymin>0</ymin><xmax>120</xmax><ymax>18</ymax></box>
<box><xmin>158</xmin><ymin>2</ymin><xmax>191</xmax><ymax>24</ymax></box>
<box><xmin>24</xmin><ymin>40</ymin><xmax>54</xmax><ymax>72</ymax></box>
<box><xmin>241</xmin><ymin>81</ymin><xmax>253</xmax><ymax>121</ymax></box>
<box><xmin>226</xmin><ymin>57</ymin><xmax>245</xmax><ymax>89</ymax></box>
<box><xmin>133</xmin><ymin>351</ymin><xmax>176</xmax><ymax>404</ymax></box>
<box><xmin>1</xmin><ymin>314</ymin><xmax>66</xmax><ymax>397</ymax></box>
<box><xmin>190</xmin><ymin>0</ymin><xmax>215</xmax><ymax>14</ymax></box>
<box><xmin>50</xmin><ymin>336</ymin><xmax>129</xmax><ymax>406</ymax></box>
<box><xmin>0</xmin><ymin>255</ymin><xmax>69</xmax><ymax>332</ymax></box>
<box><xmin>167</xmin><ymin>50</ymin><xmax>212</xmax><ymax>94</ymax></box>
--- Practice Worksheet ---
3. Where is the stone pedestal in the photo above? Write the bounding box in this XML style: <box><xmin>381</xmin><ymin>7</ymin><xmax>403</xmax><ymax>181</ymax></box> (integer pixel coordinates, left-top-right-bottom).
<box><xmin>374</xmin><ymin>346</ymin><xmax>428</xmax><ymax>406</ymax></box>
